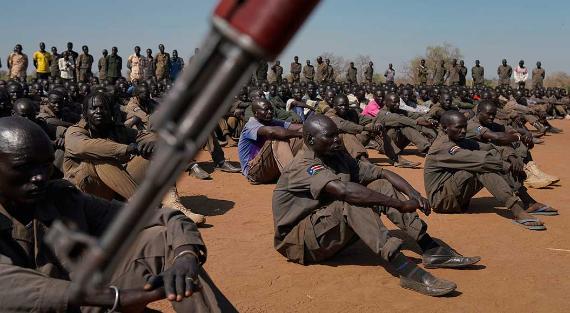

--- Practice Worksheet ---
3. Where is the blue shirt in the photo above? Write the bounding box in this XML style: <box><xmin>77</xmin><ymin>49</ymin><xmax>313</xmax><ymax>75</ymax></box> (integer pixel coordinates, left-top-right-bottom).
<box><xmin>238</xmin><ymin>117</ymin><xmax>291</xmax><ymax>176</ymax></box>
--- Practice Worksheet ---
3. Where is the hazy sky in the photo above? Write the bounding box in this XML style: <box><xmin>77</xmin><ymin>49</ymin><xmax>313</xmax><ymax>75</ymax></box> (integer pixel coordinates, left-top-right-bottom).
<box><xmin>1</xmin><ymin>0</ymin><xmax>568</xmax><ymax>78</ymax></box>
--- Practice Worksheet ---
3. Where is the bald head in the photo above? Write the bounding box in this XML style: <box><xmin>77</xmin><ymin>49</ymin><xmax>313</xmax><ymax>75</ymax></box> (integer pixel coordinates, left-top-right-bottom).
<box><xmin>440</xmin><ymin>110</ymin><xmax>465</xmax><ymax>128</ymax></box>
<box><xmin>0</xmin><ymin>117</ymin><xmax>54</xmax><ymax>205</ymax></box>
<box><xmin>0</xmin><ymin>117</ymin><xmax>52</xmax><ymax>156</ymax></box>
<box><xmin>12</xmin><ymin>98</ymin><xmax>38</xmax><ymax>120</ymax></box>
<box><xmin>303</xmin><ymin>115</ymin><xmax>342</xmax><ymax>156</ymax></box>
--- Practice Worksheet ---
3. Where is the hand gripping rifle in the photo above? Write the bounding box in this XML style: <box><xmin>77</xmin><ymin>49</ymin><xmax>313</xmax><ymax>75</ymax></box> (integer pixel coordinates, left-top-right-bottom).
<box><xmin>45</xmin><ymin>0</ymin><xmax>320</xmax><ymax>301</ymax></box>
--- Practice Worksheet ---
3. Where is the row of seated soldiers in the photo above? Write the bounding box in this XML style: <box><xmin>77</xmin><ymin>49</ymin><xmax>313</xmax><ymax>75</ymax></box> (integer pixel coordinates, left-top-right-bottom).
<box><xmin>0</xmin><ymin>75</ymin><xmax>249</xmax><ymax>225</ymax></box>
<box><xmin>229</xmin><ymin>80</ymin><xmax>566</xmax><ymax>189</ymax></box>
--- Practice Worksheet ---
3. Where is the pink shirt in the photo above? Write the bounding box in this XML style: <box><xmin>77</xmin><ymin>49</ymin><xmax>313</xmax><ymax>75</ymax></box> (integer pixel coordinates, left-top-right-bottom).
<box><xmin>361</xmin><ymin>99</ymin><xmax>382</xmax><ymax>117</ymax></box>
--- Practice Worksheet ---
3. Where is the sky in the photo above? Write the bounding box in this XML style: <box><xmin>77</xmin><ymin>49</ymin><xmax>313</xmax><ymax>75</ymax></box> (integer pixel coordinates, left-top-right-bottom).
<box><xmin>1</xmin><ymin>0</ymin><xmax>569</xmax><ymax>78</ymax></box>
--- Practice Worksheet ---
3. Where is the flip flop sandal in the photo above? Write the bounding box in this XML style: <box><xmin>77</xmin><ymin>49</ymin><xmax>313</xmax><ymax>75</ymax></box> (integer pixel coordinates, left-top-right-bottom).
<box><xmin>528</xmin><ymin>205</ymin><xmax>559</xmax><ymax>216</ymax></box>
<box><xmin>512</xmin><ymin>218</ymin><xmax>547</xmax><ymax>231</ymax></box>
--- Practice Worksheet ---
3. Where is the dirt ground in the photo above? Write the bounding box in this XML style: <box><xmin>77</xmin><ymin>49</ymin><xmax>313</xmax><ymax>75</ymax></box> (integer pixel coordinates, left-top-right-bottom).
<box><xmin>150</xmin><ymin>120</ymin><xmax>570</xmax><ymax>313</ymax></box>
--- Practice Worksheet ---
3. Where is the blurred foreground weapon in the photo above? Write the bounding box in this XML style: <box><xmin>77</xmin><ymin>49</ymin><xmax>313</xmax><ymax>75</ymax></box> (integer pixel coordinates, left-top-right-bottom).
<box><xmin>46</xmin><ymin>0</ymin><xmax>320</xmax><ymax>301</ymax></box>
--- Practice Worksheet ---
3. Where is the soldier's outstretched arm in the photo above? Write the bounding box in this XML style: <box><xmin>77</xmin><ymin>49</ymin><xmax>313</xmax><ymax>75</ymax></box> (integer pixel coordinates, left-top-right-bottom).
<box><xmin>323</xmin><ymin>180</ymin><xmax>420</xmax><ymax>213</ymax></box>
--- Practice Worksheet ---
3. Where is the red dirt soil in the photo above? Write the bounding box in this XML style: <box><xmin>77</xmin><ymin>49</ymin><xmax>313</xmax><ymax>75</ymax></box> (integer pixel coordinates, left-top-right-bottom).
<box><xmin>150</xmin><ymin>120</ymin><xmax>570</xmax><ymax>313</ymax></box>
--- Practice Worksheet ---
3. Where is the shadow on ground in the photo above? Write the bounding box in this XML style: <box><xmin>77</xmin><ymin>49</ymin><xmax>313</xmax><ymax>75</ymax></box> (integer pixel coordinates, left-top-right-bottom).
<box><xmin>181</xmin><ymin>195</ymin><xmax>235</xmax><ymax>216</ymax></box>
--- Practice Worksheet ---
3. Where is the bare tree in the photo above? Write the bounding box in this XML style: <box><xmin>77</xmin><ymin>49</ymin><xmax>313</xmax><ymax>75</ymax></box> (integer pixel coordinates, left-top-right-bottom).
<box><xmin>545</xmin><ymin>72</ymin><xmax>570</xmax><ymax>90</ymax></box>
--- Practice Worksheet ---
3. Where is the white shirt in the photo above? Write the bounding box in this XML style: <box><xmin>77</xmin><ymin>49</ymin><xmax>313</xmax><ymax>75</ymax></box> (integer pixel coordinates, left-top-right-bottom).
<box><xmin>59</xmin><ymin>58</ymin><xmax>75</xmax><ymax>79</ymax></box>
<box><xmin>514</xmin><ymin>66</ymin><xmax>529</xmax><ymax>83</ymax></box>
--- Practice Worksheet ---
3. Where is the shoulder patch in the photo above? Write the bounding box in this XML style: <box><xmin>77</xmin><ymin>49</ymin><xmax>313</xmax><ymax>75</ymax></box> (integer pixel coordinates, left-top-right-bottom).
<box><xmin>476</xmin><ymin>125</ymin><xmax>484</xmax><ymax>134</ymax></box>
<box><xmin>448</xmin><ymin>145</ymin><xmax>461</xmax><ymax>155</ymax></box>
<box><xmin>307</xmin><ymin>164</ymin><xmax>325</xmax><ymax>176</ymax></box>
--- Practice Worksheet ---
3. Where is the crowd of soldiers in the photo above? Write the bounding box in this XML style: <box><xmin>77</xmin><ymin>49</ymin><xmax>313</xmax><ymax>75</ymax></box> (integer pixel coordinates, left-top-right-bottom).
<box><xmin>0</xmin><ymin>41</ymin><xmax>568</xmax><ymax>311</ymax></box>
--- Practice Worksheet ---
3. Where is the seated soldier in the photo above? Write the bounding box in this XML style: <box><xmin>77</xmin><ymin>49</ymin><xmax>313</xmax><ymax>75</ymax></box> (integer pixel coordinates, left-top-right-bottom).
<box><xmin>64</xmin><ymin>91</ymin><xmax>206</xmax><ymax>224</ymax></box>
<box><xmin>244</xmin><ymin>88</ymin><xmax>300</xmax><ymax>123</ymax></box>
<box><xmin>466</xmin><ymin>101</ymin><xmax>559</xmax><ymax>189</ymax></box>
<box><xmin>272</xmin><ymin>115</ymin><xmax>480</xmax><ymax>297</ymax></box>
<box><xmin>424</xmin><ymin>111</ymin><xmax>556</xmax><ymax>231</ymax></box>
<box><xmin>286</xmin><ymin>86</ymin><xmax>316</xmax><ymax>123</ymax></box>
<box><xmin>238</xmin><ymin>99</ymin><xmax>303</xmax><ymax>184</ymax></box>
<box><xmin>38</xmin><ymin>90</ymin><xmax>80</xmax><ymax>128</ymax></box>
<box><xmin>325</xmin><ymin>94</ymin><xmax>383</xmax><ymax>160</ymax></box>
<box><xmin>376</xmin><ymin>92</ymin><xmax>435</xmax><ymax>168</ymax></box>
<box><xmin>125</xmin><ymin>85</ymin><xmax>240</xmax><ymax>180</ymax></box>
<box><xmin>13</xmin><ymin>98</ymin><xmax>66</xmax><ymax>177</ymax></box>
<box><xmin>0</xmin><ymin>116</ymin><xmax>236</xmax><ymax>312</ymax></box>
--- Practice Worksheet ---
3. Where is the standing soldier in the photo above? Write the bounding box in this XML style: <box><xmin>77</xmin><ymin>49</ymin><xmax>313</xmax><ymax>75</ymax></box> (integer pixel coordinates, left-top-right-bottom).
<box><xmin>50</xmin><ymin>46</ymin><xmax>60</xmax><ymax>78</ymax></box>
<box><xmin>32</xmin><ymin>42</ymin><xmax>52</xmax><ymax>80</ymax></box>
<box><xmin>433</xmin><ymin>60</ymin><xmax>446</xmax><ymax>86</ymax></box>
<box><xmin>346</xmin><ymin>61</ymin><xmax>358</xmax><ymax>84</ymax></box>
<box><xmin>316</xmin><ymin>56</ymin><xmax>328</xmax><ymax>83</ymax></box>
<box><xmin>98</xmin><ymin>49</ymin><xmax>109</xmax><ymax>82</ymax></box>
<box><xmin>255</xmin><ymin>61</ymin><xmax>268</xmax><ymax>84</ymax></box>
<box><xmin>325</xmin><ymin>58</ymin><xmax>335</xmax><ymax>82</ymax></box>
<box><xmin>384</xmin><ymin>63</ymin><xmax>395</xmax><ymax>84</ymax></box>
<box><xmin>127</xmin><ymin>46</ymin><xmax>144</xmax><ymax>82</ymax></box>
<box><xmin>364</xmin><ymin>61</ymin><xmax>374</xmax><ymax>83</ymax></box>
<box><xmin>471</xmin><ymin>60</ymin><xmax>485</xmax><ymax>87</ymax></box>
<box><xmin>446</xmin><ymin>59</ymin><xmax>460</xmax><ymax>86</ymax></box>
<box><xmin>497</xmin><ymin>59</ymin><xmax>513</xmax><ymax>87</ymax></box>
<box><xmin>270</xmin><ymin>60</ymin><xmax>284</xmax><ymax>84</ymax></box>
<box><xmin>169</xmin><ymin>50</ymin><xmax>185</xmax><ymax>81</ymax></box>
<box><xmin>154</xmin><ymin>44</ymin><xmax>170</xmax><ymax>81</ymax></box>
<box><xmin>458</xmin><ymin>60</ymin><xmax>468</xmax><ymax>86</ymax></box>
<box><xmin>290</xmin><ymin>56</ymin><xmax>302</xmax><ymax>83</ymax></box>
<box><xmin>7</xmin><ymin>44</ymin><xmax>28</xmax><ymax>81</ymax></box>
<box><xmin>106</xmin><ymin>47</ymin><xmax>122</xmax><ymax>84</ymax></box>
<box><xmin>532</xmin><ymin>61</ymin><xmax>545</xmax><ymax>89</ymax></box>
<box><xmin>416</xmin><ymin>59</ymin><xmax>428</xmax><ymax>85</ymax></box>
<box><xmin>76</xmin><ymin>45</ymin><xmax>94</xmax><ymax>82</ymax></box>
<box><xmin>143</xmin><ymin>48</ymin><xmax>155</xmax><ymax>81</ymax></box>
<box><xmin>303</xmin><ymin>59</ymin><xmax>315</xmax><ymax>81</ymax></box>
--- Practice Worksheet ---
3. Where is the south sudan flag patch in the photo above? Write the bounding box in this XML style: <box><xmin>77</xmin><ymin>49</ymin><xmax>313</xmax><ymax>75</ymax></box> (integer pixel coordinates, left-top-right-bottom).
<box><xmin>448</xmin><ymin>145</ymin><xmax>461</xmax><ymax>155</ymax></box>
<box><xmin>307</xmin><ymin>164</ymin><xmax>325</xmax><ymax>176</ymax></box>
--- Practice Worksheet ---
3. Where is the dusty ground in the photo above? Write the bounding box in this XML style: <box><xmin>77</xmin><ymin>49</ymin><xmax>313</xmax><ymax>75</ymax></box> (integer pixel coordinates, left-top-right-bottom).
<box><xmin>150</xmin><ymin>120</ymin><xmax>570</xmax><ymax>313</ymax></box>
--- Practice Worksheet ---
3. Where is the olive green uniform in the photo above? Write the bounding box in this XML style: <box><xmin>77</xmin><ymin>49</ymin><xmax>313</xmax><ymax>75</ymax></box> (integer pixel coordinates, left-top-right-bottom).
<box><xmin>424</xmin><ymin>135</ymin><xmax>521</xmax><ymax>213</ymax></box>
<box><xmin>256</xmin><ymin>61</ymin><xmax>268</xmax><ymax>83</ymax></box>
<box><xmin>290</xmin><ymin>61</ymin><xmax>302</xmax><ymax>83</ymax></box>
<box><xmin>531</xmin><ymin>68</ymin><xmax>545</xmax><ymax>89</ymax></box>
<box><xmin>272</xmin><ymin>148</ymin><xmax>428</xmax><ymax>264</ymax></box>
<box><xmin>346</xmin><ymin>66</ymin><xmax>357</xmax><ymax>84</ymax></box>
<box><xmin>76</xmin><ymin>53</ymin><xmax>94</xmax><ymax>82</ymax></box>
<box><xmin>106</xmin><ymin>55</ymin><xmax>122</xmax><ymax>82</ymax></box>
<box><xmin>324</xmin><ymin>109</ymin><xmax>374</xmax><ymax>160</ymax></box>
<box><xmin>433</xmin><ymin>65</ymin><xmax>447</xmax><ymax>85</ymax></box>
<box><xmin>316</xmin><ymin>62</ymin><xmax>328</xmax><ymax>83</ymax></box>
<box><xmin>270</xmin><ymin>64</ymin><xmax>283</xmax><ymax>84</ymax></box>
<box><xmin>364</xmin><ymin>65</ymin><xmax>374</xmax><ymax>83</ymax></box>
<box><xmin>375</xmin><ymin>107</ymin><xmax>433</xmax><ymax>161</ymax></box>
<box><xmin>98</xmin><ymin>55</ymin><xmax>108</xmax><ymax>81</ymax></box>
<box><xmin>64</xmin><ymin>119</ymin><xmax>155</xmax><ymax>200</ymax></box>
<box><xmin>497</xmin><ymin>65</ymin><xmax>513</xmax><ymax>87</ymax></box>
<box><xmin>471</xmin><ymin>66</ymin><xmax>485</xmax><ymax>86</ymax></box>
<box><xmin>155</xmin><ymin>52</ymin><xmax>170</xmax><ymax>81</ymax></box>
<box><xmin>0</xmin><ymin>179</ymin><xmax>234</xmax><ymax>312</ymax></box>
<box><xmin>417</xmin><ymin>65</ymin><xmax>428</xmax><ymax>85</ymax></box>
<box><xmin>447</xmin><ymin>65</ymin><xmax>460</xmax><ymax>86</ymax></box>
<box><xmin>326</xmin><ymin>64</ymin><xmax>335</xmax><ymax>82</ymax></box>
<box><xmin>302</xmin><ymin>63</ymin><xmax>314</xmax><ymax>81</ymax></box>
